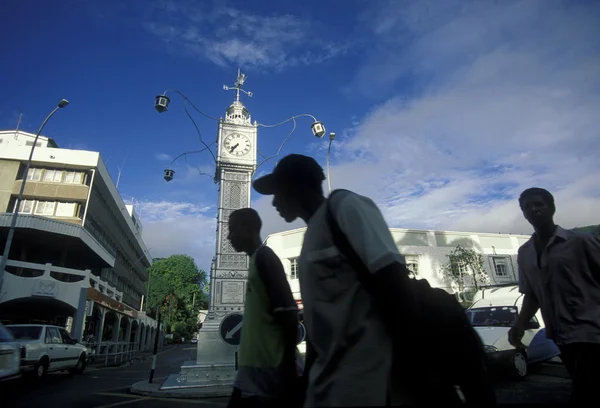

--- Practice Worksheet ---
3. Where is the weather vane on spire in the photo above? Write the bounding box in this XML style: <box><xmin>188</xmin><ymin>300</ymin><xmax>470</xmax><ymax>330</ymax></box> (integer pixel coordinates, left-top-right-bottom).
<box><xmin>223</xmin><ymin>68</ymin><xmax>253</xmax><ymax>103</ymax></box>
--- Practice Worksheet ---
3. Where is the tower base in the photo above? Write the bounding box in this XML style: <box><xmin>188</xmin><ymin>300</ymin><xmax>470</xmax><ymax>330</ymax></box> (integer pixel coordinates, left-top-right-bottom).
<box><xmin>160</xmin><ymin>318</ymin><xmax>237</xmax><ymax>397</ymax></box>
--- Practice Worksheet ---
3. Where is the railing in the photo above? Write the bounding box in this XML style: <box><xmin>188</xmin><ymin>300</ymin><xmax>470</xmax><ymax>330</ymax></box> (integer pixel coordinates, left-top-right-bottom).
<box><xmin>85</xmin><ymin>341</ymin><xmax>139</xmax><ymax>366</ymax></box>
<box><xmin>0</xmin><ymin>258</ymin><xmax>123</xmax><ymax>303</ymax></box>
<box><xmin>89</xmin><ymin>274</ymin><xmax>123</xmax><ymax>302</ymax></box>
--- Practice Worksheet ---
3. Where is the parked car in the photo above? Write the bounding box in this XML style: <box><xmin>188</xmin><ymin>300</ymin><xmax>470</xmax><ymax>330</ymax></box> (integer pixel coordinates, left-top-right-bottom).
<box><xmin>6</xmin><ymin>324</ymin><xmax>88</xmax><ymax>379</ymax></box>
<box><xmin>0</xmin><ymin>323</ymin><xmax>21</xmax><ymax>382</ymax></box>
<box><xmin>467</xmin><ymin>285</ymin><xmax>560</xmax><ymax>379</ymax></box>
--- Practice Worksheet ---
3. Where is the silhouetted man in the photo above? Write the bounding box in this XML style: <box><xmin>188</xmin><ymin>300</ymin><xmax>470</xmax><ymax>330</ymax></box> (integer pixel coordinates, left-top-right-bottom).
<box><xmin>509</xmin><ymin>187</ymin><xmax>600</xmax><ymax>403</ymax></box>
<box><xmin>226</xmin><ymin>208</ymin><xmax>299</xmax><ymax>408</ymax></box>
<box><xmin>253</xmin><ymin>154</ymin><xmax>432</xmax><ymax>406</ymax></box>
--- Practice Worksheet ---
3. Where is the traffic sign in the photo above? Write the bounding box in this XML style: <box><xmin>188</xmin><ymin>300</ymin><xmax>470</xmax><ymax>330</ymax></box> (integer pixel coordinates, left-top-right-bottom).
<box><xmin>297</xmin><ymin>322</ymin><xmax>306</xmax><ymax>345</ymax></box>
<box><xmin>220</xmin><ymin>313</ymin><xmax>243</xmax><ymax>346</ymax></box>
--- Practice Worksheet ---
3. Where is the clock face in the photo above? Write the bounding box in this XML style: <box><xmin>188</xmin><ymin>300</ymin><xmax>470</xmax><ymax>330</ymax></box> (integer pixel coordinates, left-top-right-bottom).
<box><xmin>223</xmin><ymin>133</ymin><xmax>251</xmax><ymax>157</ymax></box>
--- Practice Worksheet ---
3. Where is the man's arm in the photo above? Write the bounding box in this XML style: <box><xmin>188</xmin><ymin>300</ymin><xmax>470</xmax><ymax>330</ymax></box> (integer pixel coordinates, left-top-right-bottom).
<box><xmin>255</xmin><ymin>246</ymin><xmax>299</xmax><ymax>370</ymax></box>
<box><xmin>515</xmin><ymin>293</ymin><xmax>540</xmax><ymax>327</ymax></box>
<box><xmin>581</xmin><ymin>233</ymin><xmax>600</xmax><ymax>285</ymax></box>
<box><xmin>509</xmin><ymin>252</ymin><xmax>540</xmax><ymax>347</ymax></box>
<box><xmin>332</xmin><ymin>193</ymin><xmax>418</xmax><ymax>341</ymax></box>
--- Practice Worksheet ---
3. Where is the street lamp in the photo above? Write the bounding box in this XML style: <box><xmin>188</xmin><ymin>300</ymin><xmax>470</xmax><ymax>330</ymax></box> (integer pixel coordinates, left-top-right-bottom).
<box><xmin>0</xmin><ymin>99</ymin><xmax>70</xmax><ymax>292</ymax></box>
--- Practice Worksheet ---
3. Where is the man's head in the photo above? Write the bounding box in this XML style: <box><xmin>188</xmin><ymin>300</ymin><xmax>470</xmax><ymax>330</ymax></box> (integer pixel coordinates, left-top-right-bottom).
<box><xmin>227</xmin><ymin>208</ymin><xmax>262</xmax><ymax>253</ymax></box>
<box><xmin>518</xmin><ymin>187</ymin><xmax>556</xmax><ymax>228</ymax></box>
<box><xmin>253</xmin><ymin>154</ymin><xmax>326</xmax><ymax>223</ymax></box>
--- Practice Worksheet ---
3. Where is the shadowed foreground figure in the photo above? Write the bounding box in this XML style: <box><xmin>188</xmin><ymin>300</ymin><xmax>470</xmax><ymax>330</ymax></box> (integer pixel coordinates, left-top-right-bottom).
<box><xmin>226</xmin><ymin>208</ymin><xmax>299</xmax><ymax>408</ymax></box>
<box><xmin>509</xmin><ymin>187</ymin><xmax>600</xmax><ymax>403</ymax></box>
<box><xmin>253</xmin><ymin>154</ymin><xmax>495</xmax><ymax>407</ymax></box>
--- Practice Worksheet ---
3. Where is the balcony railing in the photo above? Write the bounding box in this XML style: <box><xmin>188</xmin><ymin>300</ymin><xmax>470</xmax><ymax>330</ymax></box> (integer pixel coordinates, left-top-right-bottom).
<box><xmin>0</xmin><ymin>258</ymin><xmax>123</xmax><ymax>304</ymax></box>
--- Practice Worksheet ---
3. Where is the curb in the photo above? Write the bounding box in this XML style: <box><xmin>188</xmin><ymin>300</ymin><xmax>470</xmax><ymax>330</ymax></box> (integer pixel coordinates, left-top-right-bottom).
<box><xmin>130</xmin><ymin>380</ymin><xmax>232</xmax><ymax>399</ymax></box>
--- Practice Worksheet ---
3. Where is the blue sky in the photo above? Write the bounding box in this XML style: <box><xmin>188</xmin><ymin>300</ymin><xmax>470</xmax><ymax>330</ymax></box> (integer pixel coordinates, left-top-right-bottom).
<box><xmin>2</xmin><ymin>0</ymin><xmax>599</xmax><ymax>271</ymax></box>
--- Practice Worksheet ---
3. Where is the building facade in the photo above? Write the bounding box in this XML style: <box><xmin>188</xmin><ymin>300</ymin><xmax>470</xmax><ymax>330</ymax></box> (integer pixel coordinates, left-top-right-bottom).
<box><xmin>264</xmin><ymin>226</ymin><xmax>532</xmax><ymax>306</ymax></box>
<box><xmin>0</xmin><ymin>130</ymin><xmax>159</xmax><ymax>353</ymax></box>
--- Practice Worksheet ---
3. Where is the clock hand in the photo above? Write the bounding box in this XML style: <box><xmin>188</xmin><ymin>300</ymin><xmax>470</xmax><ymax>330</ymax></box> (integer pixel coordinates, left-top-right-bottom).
<box><xmin>230</xmin><ymin>143</ymin><xmax>239</xmax><ymax>153</ymax></box>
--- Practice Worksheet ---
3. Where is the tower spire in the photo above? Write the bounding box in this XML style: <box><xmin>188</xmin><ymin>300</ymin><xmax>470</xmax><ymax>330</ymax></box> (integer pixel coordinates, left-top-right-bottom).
<box><xmin>222</xmin><ymin>69</ymin><xmax>254</xmax><ymax>125</ymax></box>
<box><xmin>223</xmin><ymin>68</ymin><xmax>253</xmax><ymax>104</ymax></box>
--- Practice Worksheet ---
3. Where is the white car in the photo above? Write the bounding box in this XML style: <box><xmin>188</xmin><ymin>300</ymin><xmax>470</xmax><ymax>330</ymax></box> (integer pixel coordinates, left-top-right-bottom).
<box><xmin>6</xmin><ymin>324</ymin><xmax>88</xmax><ymax>379</ymax></box>
<box><xmin>0</xmin><ymin>323</ymin><xmax>21</xmax><ymax>383</ymax></box>
<box><xmin>467</xmin><ymin>285</ymin><xmax>560</xmax><ymax>379</ymax></box>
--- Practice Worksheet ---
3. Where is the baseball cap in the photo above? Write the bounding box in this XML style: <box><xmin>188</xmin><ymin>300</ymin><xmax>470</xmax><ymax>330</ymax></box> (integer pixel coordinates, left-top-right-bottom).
<box><xmin>253</xmin><ymin>154</ymin><xmax>325</xmax><ymax>195</ymax></box>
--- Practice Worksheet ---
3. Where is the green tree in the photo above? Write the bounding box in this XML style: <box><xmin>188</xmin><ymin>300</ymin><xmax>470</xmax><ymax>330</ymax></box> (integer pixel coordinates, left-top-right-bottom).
<box><xmin>442</xmin><ymin>245</ymin><xmax>491</xmax><ymax>307</ymax></box>
<box><xmin>573</xmin><ymin>224</ymin><xmax>600</xmax><ymax>237</ymax></box>
<box><xmin>146</xmin><ymin>255</ymin><xmax>208</xmax><ymax>312</ymax></box>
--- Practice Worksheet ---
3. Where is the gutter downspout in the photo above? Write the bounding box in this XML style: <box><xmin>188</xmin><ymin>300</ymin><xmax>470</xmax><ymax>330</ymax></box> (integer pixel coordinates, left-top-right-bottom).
<box><xmin>82</xmin><ymin>169</ymin><xmax>96</xmax><ymax>228</ymax></box>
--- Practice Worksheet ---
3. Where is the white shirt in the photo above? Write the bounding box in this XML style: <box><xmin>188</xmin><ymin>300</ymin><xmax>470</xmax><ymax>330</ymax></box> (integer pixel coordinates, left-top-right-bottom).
<box><xmin>299</xmin><ymin>190</ymin><xmax>406</xmax><ymax>407</ymax></box>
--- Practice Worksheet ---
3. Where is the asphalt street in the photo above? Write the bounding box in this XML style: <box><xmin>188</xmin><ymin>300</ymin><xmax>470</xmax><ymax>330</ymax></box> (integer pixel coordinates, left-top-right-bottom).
<box><xmin>0</xmin><ymin>344</ymin><xmax>572</xmax><ymax>407</ymax></box>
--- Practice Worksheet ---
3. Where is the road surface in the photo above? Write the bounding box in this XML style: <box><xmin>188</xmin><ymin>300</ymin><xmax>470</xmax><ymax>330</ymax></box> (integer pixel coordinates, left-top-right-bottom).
<box><xmin>1</xmin><ymin>344</ymin><xmax>571</xmax><ymax>407</ymax></box>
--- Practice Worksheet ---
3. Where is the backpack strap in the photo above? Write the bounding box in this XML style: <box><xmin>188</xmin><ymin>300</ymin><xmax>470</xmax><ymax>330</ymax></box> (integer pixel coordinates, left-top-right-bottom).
<box><xmin>325</xmin><ymin>189</ymin><xmax>375</xmax><ymax>294</ymax></box>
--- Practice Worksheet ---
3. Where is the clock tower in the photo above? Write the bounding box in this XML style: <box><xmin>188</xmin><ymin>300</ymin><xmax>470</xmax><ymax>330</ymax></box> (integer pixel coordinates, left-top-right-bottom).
<box><xmin>174</xmin><ymin>70</ymin><xmax>258</xmax><ymax>392</ymax></box>
<box><xmin>210</xmin><ymin>71</ymin><xmax>257</xmax><ymax>317</ymax></box>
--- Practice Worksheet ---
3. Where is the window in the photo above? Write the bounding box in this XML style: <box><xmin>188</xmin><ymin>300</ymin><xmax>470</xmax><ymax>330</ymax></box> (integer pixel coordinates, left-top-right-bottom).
<box><xmin>58</xmin><ymin>328</ymin><xmax>73</xmax><ymax>344</ymax></box>
<box><xmin>64</xmin><ymin>171</ymin><xmax>84</xmax><ymax>184</ymax></box>
<box><xmin>16</xmin><ymin>199</ymin><xmax>35</xmax><ymax>214</ymax></box>
<box><xmin>45</xmin><ymin>327</ymin><xmax>62</xmax><ymax>344</ymax></box>
<box><xmin>490</xmin><ymin>256</ymin><xmax>513</xmax><ymax>279</ymax></box>
<box><xmin>405</xmin><ymin>255</ymin><xmax>419</xmax><ymax>278</ymax></box>
<box><xmin>25</xmin><ymin>141</ymin><xmax>42</xmax><ymax>147</ymax></box>
<box><xmin>7</xmin><ymin>326</ymin><xmax>42</xmax><ymax>341</ymax></box>
<box><xmin>0</xmin><ymin>325</ymin><xmax>15</xmax><ymax>343</ymax></box>
<box><xmin>35</xmin><ymin>201</ymin><xmax>56</xmax><ymax>216</ymax></box>
<box><xmin>55</xmin><ymin>202</ymin><xmax>76</xmax><ymax>217</ymax></box>
<box><xmin>27</xmin><ymin>168</ymin><xmax>43</xmax><ymax>181</ymax></box>
<box><xmin>290</xmin><ymin>258</ymin><xmax>299</xmax><ymax>279</ymax></box>
<box><xmin>43</xmin><ymin>169</ymin><xmax>63</xmax><ymax>182</ymax></box>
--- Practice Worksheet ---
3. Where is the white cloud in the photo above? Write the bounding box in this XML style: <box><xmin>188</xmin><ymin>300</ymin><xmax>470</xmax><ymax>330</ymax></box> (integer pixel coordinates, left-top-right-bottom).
<box><xmin>138</xmin><ymin>0</ymin><xmax>600</xmax><ymax>266</ymax></box>
<box><xmin>138</xmin><ymin>200</ymin><xmax>217</xmax><ymax>271</ymax></box>
<box><xmin>155</xmin><ymin>153</ymin><xmax>172</xmax><ymax>161</ymax></box>
<box><xmin>254</xmin><ymin>0</ymin><xmax>600</xmax><ymax>239</ymax></box>
<box><xmin>142</xmin><ymin>2</ymin><xmax>351</xmax><ymax>71</ymax></box>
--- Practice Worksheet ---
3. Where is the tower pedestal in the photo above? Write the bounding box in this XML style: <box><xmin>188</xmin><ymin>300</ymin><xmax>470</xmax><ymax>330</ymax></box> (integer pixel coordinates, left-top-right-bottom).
<box><xmin>160</xmin><ymin>317</ymin><xmax>237</xmax><ymax>396</ymax></box>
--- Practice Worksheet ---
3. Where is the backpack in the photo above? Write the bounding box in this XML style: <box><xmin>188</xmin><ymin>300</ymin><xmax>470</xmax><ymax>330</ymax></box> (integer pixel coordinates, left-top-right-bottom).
<box><xmin>325</xmin><ymin>189</ymin><xmax>496</xmax><ymax>405</ymax></box>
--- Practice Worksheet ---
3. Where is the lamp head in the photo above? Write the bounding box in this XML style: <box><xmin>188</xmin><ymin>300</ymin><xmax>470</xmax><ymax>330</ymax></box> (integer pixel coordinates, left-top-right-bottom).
<box><xmin>164</xmin><ymin>169</ymin><xmax>175</xmax><ymax>182</ymax></box>
<box><xmin>155</xmin><ymin>95</ymin><xmax>170</xmax><ymax>113</ymax></box>
<box><xmin>311</xmin><ymin>121</ymin><xmax>326</xmax><ymax>138</ymax></box>
<box><xmin>58</xmin><ymin>99</ymin><xmax>69</xmax><ymax>108</ymax></box>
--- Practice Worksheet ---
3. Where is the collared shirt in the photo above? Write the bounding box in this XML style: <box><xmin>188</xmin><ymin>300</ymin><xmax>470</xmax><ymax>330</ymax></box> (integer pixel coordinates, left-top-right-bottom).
<box><xmin>299</xmin><ymin>190</ymin><xmax>408</xmax><ymax>407</ymax></box>
<box><xmin>518</xmin><ymin>226</ymin><xmax>600</xmax><ymax>345</ymax></box>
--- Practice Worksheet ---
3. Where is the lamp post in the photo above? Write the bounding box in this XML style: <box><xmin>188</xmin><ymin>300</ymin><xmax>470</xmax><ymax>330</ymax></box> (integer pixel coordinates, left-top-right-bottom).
<box><xmin>0</xmin><ymin>99</ymin><xmax>69</xmax><ymax>292</ymax></box>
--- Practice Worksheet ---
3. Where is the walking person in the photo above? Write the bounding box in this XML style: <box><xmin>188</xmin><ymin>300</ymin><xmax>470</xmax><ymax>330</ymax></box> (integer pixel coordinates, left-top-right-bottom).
<box><xmin>253</xmin><ymin>154</ymin><xmax>490</xmax><ymax>406</ymax></box>
<box><xmin>508</xmin><ymin>187</ymin><xmax>600</xmax><ymax>403</ymax></box>
<box><xmin>226</xmin><ymin>208</ymin><xmax>299</xmax><ymax>408</ymax></box>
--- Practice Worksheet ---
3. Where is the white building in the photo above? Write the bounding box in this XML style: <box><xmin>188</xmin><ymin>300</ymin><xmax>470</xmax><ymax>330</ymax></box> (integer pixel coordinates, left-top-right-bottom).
<box><xmin>0</xmin><ymin>130</ymin><xmax>160</xmax><ymax>357</ymax></box>
<box><xmin>264</xmin><ymin>226</ymin><xmax>532</xmax><ymax>306</ymax></box>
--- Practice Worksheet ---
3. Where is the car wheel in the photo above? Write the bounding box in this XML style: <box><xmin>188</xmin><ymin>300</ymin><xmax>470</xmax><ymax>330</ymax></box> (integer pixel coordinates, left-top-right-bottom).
<box><xmin>509</xmin><ymin>349</ymin><xmax>528</xmax><ymax>379</ymax></box>
<box><xmin>70</xmin><ymin>354</ymin><xmax>87</xmax><ymax>375</ymax></box>
<box><xmin>35</xmin><ymin>358</ymin><xmax>49</xmax><ymax>379</ymax></box>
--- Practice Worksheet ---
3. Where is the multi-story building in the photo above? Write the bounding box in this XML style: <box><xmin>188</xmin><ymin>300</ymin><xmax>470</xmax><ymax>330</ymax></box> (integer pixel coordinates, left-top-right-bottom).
<box><xmin>0</xmin><ymin>130</ymin><xmax>158</xmax><ymax>352</ymax></box>
<box><xmin>265</xmin><ymin>226</ymin><xmax>532</xmax><ymax>308</ymax></box>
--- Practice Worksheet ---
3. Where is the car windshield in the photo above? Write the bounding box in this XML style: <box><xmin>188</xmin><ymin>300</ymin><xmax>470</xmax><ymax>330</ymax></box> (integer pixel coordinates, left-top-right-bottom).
<box><xmin>466</xmin><ymin>306</ymin><xmax>518</xmax><ymax>327</ymax></box>
<box><xmin>6</xmin><ymin>325</ymin><xmax>43</xmax><ymax>340</ymax></box>
<box><xmin>0</xmin><ymin>325</ymin><xmax>16</xmax><ymax>342</ymax></box>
